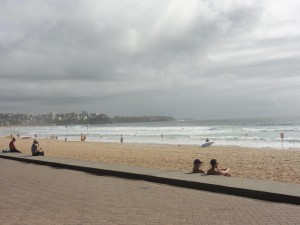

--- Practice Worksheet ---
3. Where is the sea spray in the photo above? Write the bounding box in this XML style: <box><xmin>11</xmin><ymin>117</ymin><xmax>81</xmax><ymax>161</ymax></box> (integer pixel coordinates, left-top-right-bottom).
<box><xmin>1</xmin><ymin>117</ymin><xmax>300</xmax><ymax>150</ymax></box>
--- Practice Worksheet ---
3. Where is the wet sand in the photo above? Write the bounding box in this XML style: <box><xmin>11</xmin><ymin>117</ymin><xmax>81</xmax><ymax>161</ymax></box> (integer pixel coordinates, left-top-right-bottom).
<box><xmin>1</xmin><ymin>137</ymin><xmax>299</xmax><ymax>184</ymax></box>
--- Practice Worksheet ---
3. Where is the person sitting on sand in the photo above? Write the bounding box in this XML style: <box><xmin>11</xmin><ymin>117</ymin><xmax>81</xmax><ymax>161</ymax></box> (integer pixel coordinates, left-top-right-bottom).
<box><xmin>207</xmin><ymin>159</ymin><xmax>231</xmax><ymax>177</ymax></box>
<box><xmin>192</xmin><ymin>159</ymin><xmax>205</xmax><ymax>173</ymax></box>
<box><xmin>31</xmin><ymin>140</ymin><xmax>44</xmax><ymax>156</ymax></box>
<box><xmin>9</xmin><ymin>137</ymin><xmax>21</xmax><ymax>153</ymax></box>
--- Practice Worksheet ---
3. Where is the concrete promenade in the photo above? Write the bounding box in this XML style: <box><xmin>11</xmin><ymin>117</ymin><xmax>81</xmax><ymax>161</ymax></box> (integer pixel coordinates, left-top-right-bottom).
<box><xmin>1</xmin><ymin>157</ymin><xmax>300</xmax><ymax>225</ymax></box>
<box><xmin>0</xmin><ymin>153</ymin><xmax>299</xmax><ymax>205</ymax></box>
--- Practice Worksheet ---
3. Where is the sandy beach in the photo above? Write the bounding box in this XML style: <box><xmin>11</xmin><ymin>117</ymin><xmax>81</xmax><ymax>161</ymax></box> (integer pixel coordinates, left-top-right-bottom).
<box><xmin>1</xmin><ymin>137</ymin><xmax>300</xmax><ymax>184</ymax></box>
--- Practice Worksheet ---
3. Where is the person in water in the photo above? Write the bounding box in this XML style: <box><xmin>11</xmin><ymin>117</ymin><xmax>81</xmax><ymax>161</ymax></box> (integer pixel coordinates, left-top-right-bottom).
<box><xmin>207</xmin><ymin>159</ymin><xmax>231</xmax><ymax>176</ymax></box>
<box><xmin>31</xmin><ymin>140</ymin><xmax>44</xmax><ymax>156</ymax></box>
<box><xmin>9</xmin><ymin>137</ymin><xmax>21</xmax><ymax>153</ymax></box>
<box><xmin>192</xmin><ymin>159</ymin><xmax>205</xmax><ymax>173</ymax></box>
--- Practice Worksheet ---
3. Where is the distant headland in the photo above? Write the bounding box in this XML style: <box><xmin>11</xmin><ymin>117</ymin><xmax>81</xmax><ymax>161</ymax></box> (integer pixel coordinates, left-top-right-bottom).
<box><xmin>0</xmin><ymin>112</ymin><xmax>176</xmax><ymax>126</ymax></box>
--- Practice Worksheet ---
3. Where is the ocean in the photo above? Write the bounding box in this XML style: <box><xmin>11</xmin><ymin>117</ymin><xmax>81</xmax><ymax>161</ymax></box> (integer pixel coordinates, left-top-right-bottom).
<box><xmin>1</xmin><ymin>116</ymin><xmax>300</xmax><ymax>150</ymax></box>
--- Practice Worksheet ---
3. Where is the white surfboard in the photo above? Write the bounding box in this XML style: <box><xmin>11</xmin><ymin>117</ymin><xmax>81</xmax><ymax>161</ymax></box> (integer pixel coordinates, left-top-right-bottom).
<box><xmin>201</xmin><ymin>142</ymin><xmax>214</xmax><ymax>148</ymax></box>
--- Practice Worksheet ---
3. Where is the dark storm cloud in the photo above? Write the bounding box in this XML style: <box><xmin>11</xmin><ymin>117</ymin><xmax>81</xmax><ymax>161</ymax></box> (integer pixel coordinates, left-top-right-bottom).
<box><xmin>0</xmin><ymin>0</ymin><xmax>300</xmax><ymax>118</ymax></box>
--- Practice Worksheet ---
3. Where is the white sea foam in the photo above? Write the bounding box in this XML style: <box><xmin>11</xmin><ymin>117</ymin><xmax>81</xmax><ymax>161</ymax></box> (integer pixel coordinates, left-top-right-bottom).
<box><xmin>1</xmin><ymin>117</ymin><xmax>300</xmax><ymax>150</ymax></box>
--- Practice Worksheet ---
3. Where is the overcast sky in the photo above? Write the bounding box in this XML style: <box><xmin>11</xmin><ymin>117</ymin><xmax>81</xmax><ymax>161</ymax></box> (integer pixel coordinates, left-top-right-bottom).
<box><xmin>1</xmin><ymin>0</ymin><xmax>300</xmax><ymax>119</ymax></box>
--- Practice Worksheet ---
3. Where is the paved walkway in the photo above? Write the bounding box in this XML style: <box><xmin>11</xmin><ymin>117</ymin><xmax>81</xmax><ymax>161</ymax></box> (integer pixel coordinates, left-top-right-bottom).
<box><xmin>0</xmin><ymin>158</ymin><xmax>300</xmax><ymax>225</ymax></box>
<box><xmin>0</xmin><ymin>153</ymin><xmax>299</xmax><ymax>205</ymax></box>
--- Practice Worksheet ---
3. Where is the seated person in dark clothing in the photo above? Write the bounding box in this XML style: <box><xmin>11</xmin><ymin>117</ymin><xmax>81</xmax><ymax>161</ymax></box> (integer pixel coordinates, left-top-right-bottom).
<box><xmin>192</xmin><ymin>159</ymin><xmax>205</xmax><ymax>173</ymax></box>
<box><xmin>9</xmin><ymin>138</ymin><xmax>22</xmax><ymax>153</ymax></box>
<box><xmin>31</xmin><ymin>140</ymin><xmax>44</xmax><ymax>156</ymax></box>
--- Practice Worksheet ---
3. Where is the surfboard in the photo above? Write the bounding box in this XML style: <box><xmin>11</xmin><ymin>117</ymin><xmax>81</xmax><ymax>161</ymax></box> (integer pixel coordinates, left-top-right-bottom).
<box><xmin>201</xmin><ymin>142</ymin><xmax>214</xmax><ymax>148</ymax></box>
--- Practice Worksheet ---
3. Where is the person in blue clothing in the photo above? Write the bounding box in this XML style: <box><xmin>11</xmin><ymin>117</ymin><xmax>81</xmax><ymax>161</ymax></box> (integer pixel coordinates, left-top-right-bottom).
<box><xmin>31</xmin><ymin>140</ymin><xmax>44</xmax><ymax>156</ymax></box>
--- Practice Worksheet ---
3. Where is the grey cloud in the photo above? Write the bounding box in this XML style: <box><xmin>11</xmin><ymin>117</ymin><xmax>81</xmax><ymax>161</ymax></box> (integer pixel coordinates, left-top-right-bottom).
<box><xmin>0</xmin><ymin>0</ymin><xmax>300</xmax><ymax>119</ymax></box>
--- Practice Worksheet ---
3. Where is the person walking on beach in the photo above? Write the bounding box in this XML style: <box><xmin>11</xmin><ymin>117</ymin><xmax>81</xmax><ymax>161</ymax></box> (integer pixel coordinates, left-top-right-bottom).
<box><xmin>31</xmin><ymin>140</ymin><xmax>44</xmax><ymax>156</ymax></box>
<box><xmin>120</xmin><ymin>135</ymin><xmax>123</xmax><ymax>143</ymax></box>
<box><xmin>9</xmin><ymin>138</ymin><xmax>22</xmax><ymax>153</ymax></box>
<box><xmin>192</xmin><ymin>159</ymin><xmax>205</xmax><ymax>173</ymax></box>
<box><xmin>207</xmin><ymin>159</ymin><xmax>231</xmax><ymax>176</ymax></box>
<box><xmin>81</xmin><ymin>133</ymin><xmax>86</xmax><ymax>141</ymax></box>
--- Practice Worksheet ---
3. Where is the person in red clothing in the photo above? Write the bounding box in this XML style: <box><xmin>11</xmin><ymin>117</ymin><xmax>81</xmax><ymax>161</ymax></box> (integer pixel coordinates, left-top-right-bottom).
<box><xmin>9</xmin><ymin>138</ymin><xmax>21</xmax><ymax>153</ymax></box>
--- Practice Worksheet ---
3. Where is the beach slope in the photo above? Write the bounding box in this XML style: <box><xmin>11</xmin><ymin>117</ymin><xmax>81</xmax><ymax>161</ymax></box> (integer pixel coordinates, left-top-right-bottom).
<box><xmin>1</xmin><ymin>137</ymin><xmax>299</xmax><ymax>184</ymax></box>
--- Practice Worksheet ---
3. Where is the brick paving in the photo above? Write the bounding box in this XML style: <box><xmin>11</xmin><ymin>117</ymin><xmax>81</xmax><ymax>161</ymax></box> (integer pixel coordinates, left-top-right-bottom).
<box><xmin>0</xmin><ymin>158</ymin><xmax>299</xmax><ymax>225</ymax></box>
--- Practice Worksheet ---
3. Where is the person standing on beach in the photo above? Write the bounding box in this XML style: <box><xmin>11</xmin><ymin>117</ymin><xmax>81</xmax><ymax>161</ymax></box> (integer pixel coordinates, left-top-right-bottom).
<box><xmin>207</xmin><ymin>159</ymin><xmax>231</xmax><ymax>176</ymax></box>
<box><xmin>9</xmin><ymin>138</ymin><xmax>21</xmax><ymax>153</ymax></box>
<box><xmin>81</xmin><ymin>133</ymin><xmax>86</xmax><ymax>141</ymax></box>
<box><xmin>120</xmin><ymin>135</ymin><xmax>123</xmax><ymax>143</ymax></box>
<box><xmin>31</xmin><ymin>140</ymin><xmax>44</xmax><ymax>156</ymax></box>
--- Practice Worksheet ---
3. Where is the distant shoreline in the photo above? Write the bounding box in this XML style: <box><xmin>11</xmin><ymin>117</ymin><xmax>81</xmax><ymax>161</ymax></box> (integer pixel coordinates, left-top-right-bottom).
<box><xmin>1</xmin><ymin>134</ymin><xmax>300</xmax><ymax>151</ymax></box>
<box><xmin>2</xmin><ymin>116</ymin><xmax>300</xmax><ymax>150</ymax></box>
<box><xmin>0</xmin><ymin>113</ymin><xmax>176</xmax><ymax>127</ymax></box>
